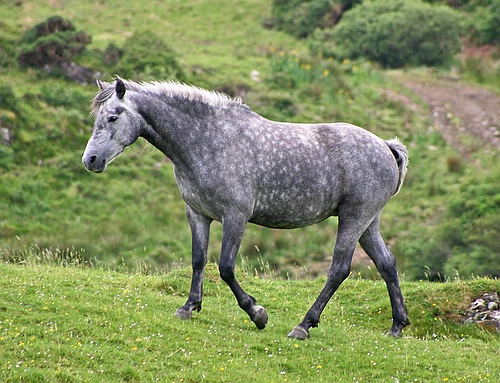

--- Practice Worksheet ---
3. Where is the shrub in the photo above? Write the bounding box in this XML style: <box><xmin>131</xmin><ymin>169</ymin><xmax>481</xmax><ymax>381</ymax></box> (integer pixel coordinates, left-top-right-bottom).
<box><xmin>327</xmin><ymin>0</ymin><xmax>462</xmax><ymax>68</ymax></box>
<box><xmin>117</xmin><ymin>31</ymin><xmax>186</xmax><ymax>81</ymax></box>
<box><xmin>17</xmin><ymin>16</ymin><xmax>91</xmax><ymax>69</ymax></box>
<box><xmin>269</xmin><ymin>0</ymin><xmax>361</xmax><ymax>38</ymax></box>
<box><xmin>465</xmin><ymin>0</ymin><xmax>500</xmax><ymax>45</ymax></box>
<box><xmin>103</xmin><ymin>43</ymin><xmax>123</xmax><ymax>66</ymax></box>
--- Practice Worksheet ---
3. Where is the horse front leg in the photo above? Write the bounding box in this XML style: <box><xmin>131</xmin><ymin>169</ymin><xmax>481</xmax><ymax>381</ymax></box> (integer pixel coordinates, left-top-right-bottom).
<box><xmin>175</xmin><ymin>205</ymin><xmax>212</xmax><ymax>319</ymax></box>
<box><xmin>219</xmin><ymin>212</ymin><xmax>268</xmax><ymax>330</ymax></box>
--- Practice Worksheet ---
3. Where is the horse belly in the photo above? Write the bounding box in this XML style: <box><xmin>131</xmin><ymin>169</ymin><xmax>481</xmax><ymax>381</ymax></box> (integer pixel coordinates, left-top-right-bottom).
<box><xmin>250</xmin><ymin>186</ymin><xmax>338</xmax><ymax>229</ymax></box>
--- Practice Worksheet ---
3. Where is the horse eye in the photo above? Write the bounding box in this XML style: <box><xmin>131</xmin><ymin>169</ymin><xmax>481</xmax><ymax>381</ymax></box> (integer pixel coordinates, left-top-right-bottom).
<box><xmin>108</xmin><ymin>116</ymin><xmax>118</xmax><ymax>123</ymax></box>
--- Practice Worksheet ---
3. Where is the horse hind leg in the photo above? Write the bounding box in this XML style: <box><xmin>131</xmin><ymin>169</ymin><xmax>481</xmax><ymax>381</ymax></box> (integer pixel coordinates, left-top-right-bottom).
<box><xmin>359</xmin><ymin>215</ymin><xmax>410</xmax><ymax>337</ymax></box>
<box><xmin>288</xmin><ymin>217</ymin><xmax>361</xmax><ymax>340</ymax></box>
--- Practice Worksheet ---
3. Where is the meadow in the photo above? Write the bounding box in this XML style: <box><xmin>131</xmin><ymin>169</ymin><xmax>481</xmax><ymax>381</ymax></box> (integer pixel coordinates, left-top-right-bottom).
<box><xmin>1</xmin><ymin>256</ymin><xmax>499</xmax><ymax>383</ymax></box>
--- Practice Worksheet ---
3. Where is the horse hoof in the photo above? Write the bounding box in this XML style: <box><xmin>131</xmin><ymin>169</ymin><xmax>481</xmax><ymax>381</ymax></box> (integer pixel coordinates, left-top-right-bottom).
<box><xmin>386</xmin><ymin>319</ymin><xmax>410</xmax><ymax>337</ymax></box>
<box><xmin>386</xmin><ymin>327</ymin><xmax>404</xmax><ymax>338</ymax></box>
<box><xmin>174</xmin><ymin>307</ymin><xmax>193</xmax><ymax>320</ymax></box>
<box><xmin>252</xmin><ymin>305</ymin><xmax>268</xmax><ymax>330</ymax></box>
<box><xmin>288</xmin><ymin>326</ymin><xmax>310</xmax><ymax>340</ymax></box>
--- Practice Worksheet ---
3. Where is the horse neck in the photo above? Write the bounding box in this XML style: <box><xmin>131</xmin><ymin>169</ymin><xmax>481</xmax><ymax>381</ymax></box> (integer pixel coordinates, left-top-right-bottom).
<box><xmin>133</xmin><ymin>92</ymin><xmax>219</xmax><ymax>165</ymax></box>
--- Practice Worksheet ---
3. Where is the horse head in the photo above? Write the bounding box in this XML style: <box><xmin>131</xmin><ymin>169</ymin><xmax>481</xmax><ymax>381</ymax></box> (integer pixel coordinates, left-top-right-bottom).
<box><xmin>82</xmin><ymin>78</ymin><xmax>142</xmax><ymax>173</ymax></box>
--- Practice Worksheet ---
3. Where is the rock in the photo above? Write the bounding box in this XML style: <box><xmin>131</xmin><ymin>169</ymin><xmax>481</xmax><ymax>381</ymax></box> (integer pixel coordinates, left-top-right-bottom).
<box><xmin>464</xmin><ymin>292</ymin><xmax>500</xmax><ymax>334</ymax></box>
<box><xmin>250</xmin><ymin>70</ymin><xmax>261</xmax><ymax>82</ymax></box>
<box><xmin>0</xmin><ymin>127</ymin><xmax>11</xmax><ymax>145</ymax></box>
<box><xmin>469</xmin><ymin>298</ymin><xmax>486</xmax><ymax>311</ymax></box>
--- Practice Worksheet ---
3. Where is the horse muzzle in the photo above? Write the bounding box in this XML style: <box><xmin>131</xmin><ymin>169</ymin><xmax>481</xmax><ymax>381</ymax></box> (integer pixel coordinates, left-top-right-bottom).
<box><xmin>82</xmin><ymin>153</ymin><xmax>107</xmax><ymax>173</ymax></box>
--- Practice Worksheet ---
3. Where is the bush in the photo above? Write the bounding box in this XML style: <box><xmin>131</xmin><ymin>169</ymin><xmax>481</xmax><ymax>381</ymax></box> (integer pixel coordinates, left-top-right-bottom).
<box><xmin>17</xmin><ymin>16</ymin><xmax>91</xmax><ymax>69</ymax></box>
<box><xmin>327</xmin><ymin>0</ymin><xmax>462</xmax><ymax>68</ymax></box>
<box><xmin>117</xmin><ymin>32</ymin><xmax>186</xmax><ymax>81</ymax></box>
<box><xmin>269</xmin><ymin>0</ymin><xmax>361</xmax><ymax>38</ymax></box>
<box><xmin>466</xmin><ymin>0</ymin><xmax>500</xmax><ymax>45</ymax></box>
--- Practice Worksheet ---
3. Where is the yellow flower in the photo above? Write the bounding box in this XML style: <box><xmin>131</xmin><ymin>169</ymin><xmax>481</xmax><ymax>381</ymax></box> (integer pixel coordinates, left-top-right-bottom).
<box><xmin>323</xmin><ymin>69</ymin><xmax>330</xmax><ymax>77</ymax></box>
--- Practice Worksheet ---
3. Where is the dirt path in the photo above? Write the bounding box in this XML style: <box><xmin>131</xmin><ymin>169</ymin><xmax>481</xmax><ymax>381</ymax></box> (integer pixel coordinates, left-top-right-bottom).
<box><xmin>390</xmin><ymin>73</ymin><xmax>500</xmax><ymax>156</ymax></box>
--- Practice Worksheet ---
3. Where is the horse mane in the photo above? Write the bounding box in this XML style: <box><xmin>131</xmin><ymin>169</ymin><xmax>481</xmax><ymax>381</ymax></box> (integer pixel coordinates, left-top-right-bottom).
<box><xmin>91</xmin><ymin>77</ymin><xmax>244</xmax><ymax>116</ymax></box>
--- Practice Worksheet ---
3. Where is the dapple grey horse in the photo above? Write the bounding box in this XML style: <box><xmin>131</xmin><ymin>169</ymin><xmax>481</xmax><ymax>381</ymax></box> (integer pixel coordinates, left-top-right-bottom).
<box><xmin>82</xmin><ymin>77</ymin><xmax>410</xmax><ymax>339</ymax></box>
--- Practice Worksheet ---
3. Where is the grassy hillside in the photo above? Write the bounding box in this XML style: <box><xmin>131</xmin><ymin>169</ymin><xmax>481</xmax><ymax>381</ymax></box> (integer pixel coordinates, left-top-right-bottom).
<box><xmin>0</xmin><ymin>0</ymin><xmax>498</xmax><ymax>278</ymax></box>
<box><xmin>1</xmin><ymin>261</ymin><xmax>499</xmax><ymax>382</ymax></box>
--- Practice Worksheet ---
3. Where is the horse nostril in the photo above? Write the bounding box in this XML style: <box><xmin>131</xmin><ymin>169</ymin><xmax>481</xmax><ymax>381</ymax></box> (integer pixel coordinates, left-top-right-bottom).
<box><xmin>88</xmin><ymin>155</ymin><xmax>98</xmax><ymax>165</ymax></box>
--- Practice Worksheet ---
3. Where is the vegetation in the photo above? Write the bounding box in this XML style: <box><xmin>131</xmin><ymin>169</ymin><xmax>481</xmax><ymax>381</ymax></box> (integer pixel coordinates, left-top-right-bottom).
<box><xmin>0</xmin><ymin>0</ymin><xmax>499</xmax><ymax>281</ymax></box>
<box><xmin>116</xmin><ymin>31</ymin><xmax>186</xmax><ymax>82</ymax></box>
<box><xmin>1</xmin><ymin>257</ymin><xmax>499</xmax><ymax>382</ymax></box>
<box><xmin>312</xmin><ymin>0</ymin><xmax>462</xmax><ymax>68</ymax></box>
<box><xmin>17</xmin><ymin>16</ymin><xmax>91</xmax><ymax>69</ymax></box>
<box><xmin>462</xmin><ymin>0</ymin><xmax>500</xmax><ymax>45</ymax></box>
<box><xmin>267</xmin><ymin>0</ymin><xmax>361</xmax><ymax>38</ymax></box>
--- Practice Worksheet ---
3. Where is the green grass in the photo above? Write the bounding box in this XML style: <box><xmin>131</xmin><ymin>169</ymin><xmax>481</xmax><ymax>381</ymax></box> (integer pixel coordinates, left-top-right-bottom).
<box><xmin>1</xmin><ymin>260</ymin><xmax>499</xmax><ymax>383</ymax></box>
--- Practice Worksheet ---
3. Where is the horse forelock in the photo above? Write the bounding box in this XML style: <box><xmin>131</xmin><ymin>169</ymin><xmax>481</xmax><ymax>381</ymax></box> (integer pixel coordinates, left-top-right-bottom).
<box><xmin>90</xmin><ymin>78</ymin><xmax>243</xmax><ymax>116</ymax></box>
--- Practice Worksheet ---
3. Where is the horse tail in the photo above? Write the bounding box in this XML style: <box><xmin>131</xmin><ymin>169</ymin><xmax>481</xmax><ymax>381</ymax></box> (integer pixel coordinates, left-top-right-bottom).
<box><xmin>386</xmin><ymin>138</ymin><xmax>409</xmax><ymax>196</ymax></box>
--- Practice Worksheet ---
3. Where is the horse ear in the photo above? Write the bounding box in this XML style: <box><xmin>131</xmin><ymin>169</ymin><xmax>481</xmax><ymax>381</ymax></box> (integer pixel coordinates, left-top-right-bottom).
<box><xmin>116</xmin><ymin>78</ymin><xmax>126</xmax><ymax>99</ymax></box>
<box><xmin>96</xmin><ymin>78</ymin><xmax>104</xmax><ymax>90</ymax></box>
